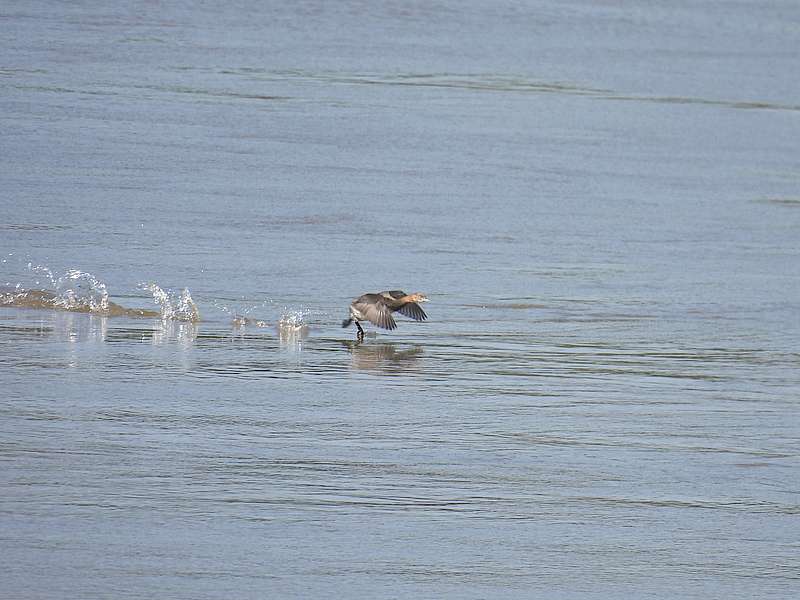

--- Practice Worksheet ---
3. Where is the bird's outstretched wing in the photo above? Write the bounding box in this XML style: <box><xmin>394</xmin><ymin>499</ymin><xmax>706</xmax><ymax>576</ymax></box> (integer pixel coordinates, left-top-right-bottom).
<box><xmin>353</xmin><ymin>294</ymin><xmax>397</xmax><ymax>330</ymax></box>
<box><xmin>380</xmin><ymin>290</ymin><xmax>427</xmax><ymax>321</ymax></box>
<box><xmin>397</xmin><ymin>302</ymin><xmax>427</xmax><ymax>321</ymax></box>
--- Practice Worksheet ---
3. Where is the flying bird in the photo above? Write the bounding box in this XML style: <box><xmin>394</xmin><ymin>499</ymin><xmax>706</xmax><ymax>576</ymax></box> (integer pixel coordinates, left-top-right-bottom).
<box><xmin>342</xmin><ymin>290</ymin><xmax>428</xmax><ymax>339</ymax></box>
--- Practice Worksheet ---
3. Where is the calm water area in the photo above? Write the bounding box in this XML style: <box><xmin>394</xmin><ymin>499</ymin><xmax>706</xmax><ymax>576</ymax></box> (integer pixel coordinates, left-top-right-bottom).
<box><xmin>2</xmin><ymin>2</ymin><xmax>799</xmax><ymax>598</ymax></box>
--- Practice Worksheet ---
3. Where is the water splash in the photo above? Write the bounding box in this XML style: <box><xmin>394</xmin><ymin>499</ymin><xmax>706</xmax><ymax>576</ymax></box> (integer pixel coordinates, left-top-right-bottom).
<box><xmin>140</xmin><ymin>283</ymin><xmax>200</xmax><ymax>322</ymax></box>
<box><xmin>278</xmin><ymin>309</ymin><xmax>306</xmax><ymax>330</ymax></box>
<box><xmin>214</xmin><ymin>297</ymin><xmax>275</xmax><ymax>329</ymax></box>
<box><xmin>277</xmin><ymin>309</ymin><xmax>309</xmax><ymax>342</ymax></box>
<box><xmin>0</xmin><ymin>264</ymin><xmax>112</xmax><ymax>314</ymax></box>
<box><xmin>0</xmin><ymin>283</ymin><xmax>26</xmax><ymax>306</ymax></box>
<box><xmin>231</xmin><ymin>316</ymin><xmax>269</xmax><ymax>328</ymax></box>
<box><xmin>52</xmin><ymin>268</ymin><xmax>110</xmax><ymax>313</ymax></box>
<box><xmin>277</xmin><ymin>308</ymin><xmax>311</xmax><ymax>343</ymax></box>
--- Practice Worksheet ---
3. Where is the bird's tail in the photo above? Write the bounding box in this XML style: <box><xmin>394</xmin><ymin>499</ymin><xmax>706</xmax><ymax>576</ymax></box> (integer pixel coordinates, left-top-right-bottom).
<box><xmin>341</xmin><ymin>318</ymin><xmax>353</xmax><ymax>328</ymax></box>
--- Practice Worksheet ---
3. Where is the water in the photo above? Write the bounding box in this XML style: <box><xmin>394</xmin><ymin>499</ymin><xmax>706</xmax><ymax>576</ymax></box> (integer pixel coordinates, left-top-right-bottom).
<box><xmin>2</xmin><ymin>2</ymin><xmax>799</xmax><ymax>598</ymax></box>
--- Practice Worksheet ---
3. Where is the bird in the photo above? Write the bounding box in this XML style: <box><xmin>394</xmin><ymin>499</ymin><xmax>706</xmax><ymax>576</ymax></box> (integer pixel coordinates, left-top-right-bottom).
<box><xmin>342</xmin><ymin>290</ymin><xmax>428</xmax><ymax>340</ymax></box>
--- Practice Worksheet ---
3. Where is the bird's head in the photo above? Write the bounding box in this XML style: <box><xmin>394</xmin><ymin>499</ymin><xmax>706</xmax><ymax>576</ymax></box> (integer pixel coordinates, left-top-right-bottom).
<box><xmin>409</xmin><ymin>293</ymin><xmax>429</xmax><ymax>303</ymax></box>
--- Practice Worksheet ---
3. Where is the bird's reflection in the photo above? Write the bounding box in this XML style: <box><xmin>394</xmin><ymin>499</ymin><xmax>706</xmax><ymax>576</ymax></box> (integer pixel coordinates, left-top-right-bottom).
<box><xmin>342</xmin><ymin>340</ymin><xmax>424</xmax><ymax>373</ymax></box>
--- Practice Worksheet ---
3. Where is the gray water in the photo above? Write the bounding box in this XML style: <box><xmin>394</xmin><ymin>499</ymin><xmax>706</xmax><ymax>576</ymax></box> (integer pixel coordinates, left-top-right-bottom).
<box><xmin>2</xmin><ymin>2</ymin><xmax>799</xmax><ymax>598</ymax></box>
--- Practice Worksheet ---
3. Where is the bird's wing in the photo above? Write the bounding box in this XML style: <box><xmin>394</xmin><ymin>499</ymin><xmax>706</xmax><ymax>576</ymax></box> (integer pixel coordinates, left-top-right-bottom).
<box><xmin>396</xmin><ymin>302</ymin><xmax>427</xmax><ymax>321</ymax></box>
<box><xmin>353</xmin><ymin>295</ymin><xmax>397</xmax><ymax>330</ymax></box>
<box><xmin>380</xmin><ymin>290</ymin><xmax>428</xmax><ymax>321</ymax></box>
<box><xmin>378</xmin><ymin>290</ymin><xmax>426</xmax><ymax>321</ymax></box>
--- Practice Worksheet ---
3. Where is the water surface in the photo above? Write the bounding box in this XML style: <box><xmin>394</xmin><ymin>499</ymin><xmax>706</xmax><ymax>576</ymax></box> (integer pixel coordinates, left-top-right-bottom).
<box><xmin>2</xmin><ymin>2</ymin><xmax>799</xmax><ymax>598</ymax></box>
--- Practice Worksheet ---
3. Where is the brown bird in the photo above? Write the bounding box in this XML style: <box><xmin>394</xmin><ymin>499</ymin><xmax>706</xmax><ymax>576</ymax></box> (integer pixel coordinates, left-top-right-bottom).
<box><xmin>342</xmin><ymin>290</ymin><xmax>429</xmax><ymax>339</ymax></box>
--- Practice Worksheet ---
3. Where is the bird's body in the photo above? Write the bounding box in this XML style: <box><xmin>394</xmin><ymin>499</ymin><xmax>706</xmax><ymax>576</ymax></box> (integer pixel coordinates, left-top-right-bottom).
<box><xmin>343</xmin><ymin>290</ymin><xmax>428</xmax><ymax>339</ymax></box>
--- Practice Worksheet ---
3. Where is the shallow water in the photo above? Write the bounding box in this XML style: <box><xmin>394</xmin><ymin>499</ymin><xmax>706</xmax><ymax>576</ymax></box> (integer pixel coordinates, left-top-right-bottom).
<box><xmin>2</xmin><ymin>2</ymin><xmax>800</xmax><ymax>598</ymax></box>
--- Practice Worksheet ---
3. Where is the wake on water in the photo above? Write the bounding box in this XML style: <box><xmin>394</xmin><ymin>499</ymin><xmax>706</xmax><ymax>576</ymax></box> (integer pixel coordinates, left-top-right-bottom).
<box><xmin>0</xmin><ymin>263</ymin><xmax>199</xmax><ymax>322</ymax></box>
<box><xmin>1</xmin><ymin>261</ymin><xmax>314</xmax><ymax>330</ymax></box>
